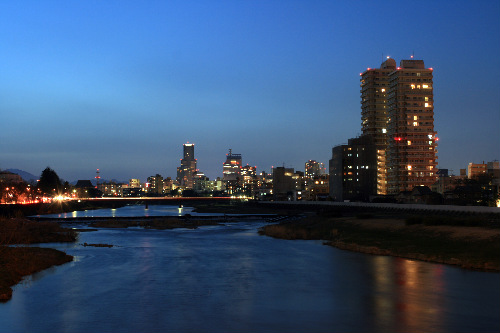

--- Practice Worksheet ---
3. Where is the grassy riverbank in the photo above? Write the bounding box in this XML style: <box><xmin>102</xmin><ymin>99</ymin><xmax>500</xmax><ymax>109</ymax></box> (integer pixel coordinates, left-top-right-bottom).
<box><xmin>259</xmin><ymin>213</ymin><xmax>500</xmax><ymax>271</ymax></box>
<box><xmin>0</xmin><ymin>218</ymin><xmax>76</xmax><ymax>302</ymax></box>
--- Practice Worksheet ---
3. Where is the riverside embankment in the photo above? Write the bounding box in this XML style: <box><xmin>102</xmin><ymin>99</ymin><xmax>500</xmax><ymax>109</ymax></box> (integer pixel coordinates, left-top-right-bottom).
<box><xmin>257</xmin><ymin>202</ymin><xmax>500</xmax><ymax>271</ymax></box>
<box><xmin>0</xmin><ymin>218</ymin><xmax>76</xmax><ymax>302</ymax></box>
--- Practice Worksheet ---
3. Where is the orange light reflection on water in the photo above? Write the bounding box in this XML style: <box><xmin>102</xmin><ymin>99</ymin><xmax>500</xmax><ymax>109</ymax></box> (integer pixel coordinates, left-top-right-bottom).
<box><xmin>371</xmin><ymin>257</ymin><xmax>446</xmax><ymax>332</ymax></box>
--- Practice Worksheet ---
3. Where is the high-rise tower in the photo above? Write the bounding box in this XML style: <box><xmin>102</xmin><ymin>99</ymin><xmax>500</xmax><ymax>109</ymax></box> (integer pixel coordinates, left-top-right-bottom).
<box><xmin>176</xmin><ymin>143</ymin><xmax>197</xmax><ymax>189</ymax></box>
<box><xmin>387</xmin><ymin>59</ymin><xmax>438</xmax><ymax>193</ymax></box>
<box><xmin>360</xmin><ymin>58</ymin><xmax>395</xmax><ymax>194</ymax></box>
<box><xmin>361</xmin><ymin>58</ymin><xmax>438</xmax><ymax>194</ymax></box>
<box><xmin>223</xmin><ymin>149</ymin><xmax>242</xmax><ymax>194</ymax></box>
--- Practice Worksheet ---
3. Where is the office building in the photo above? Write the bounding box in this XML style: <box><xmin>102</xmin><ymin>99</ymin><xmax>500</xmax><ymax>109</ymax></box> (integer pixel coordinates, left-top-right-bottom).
<box><xmin>241</xmin><ymin>164</ymin><xmax>257</xmax><ymax>197</ymax></box>
<box><xmin>468</xmin><ymin>162</ymin><xmax>487</xmax><ymax>179</ymax></box>
<box><xmin>176</xmin><ymin>143</ymin><xmax>197</xmax><ymax>189</ymax></box>
<box><xmin>305</xmin><ymin>160</ymin><xmax>325</xmax><ymax>179</ymax></box>
<box><xmin>223</xmin><ymin>149</ymin><xmax>242</xmax><ymax>194</ymax></box>
<box><xmin>147</xmin><ymin>174</ymin><xmax>164</xmax><ymax>196</ymax></box>
<box><xmin>272</xmin><ymin>167</ymin><xmax>305</xmax><ymax>201</ymax></box>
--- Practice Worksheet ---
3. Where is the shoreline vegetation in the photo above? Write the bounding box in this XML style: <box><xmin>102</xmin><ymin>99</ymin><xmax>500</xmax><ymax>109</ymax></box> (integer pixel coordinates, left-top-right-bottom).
<box><xmin>0</xmin><ymin>218</ymin><xmax>76</xmax><ymax>302</ymax></box>
<box><xmin>257</xmin><ymin>208</ymin><xmax>500</xmax><ymax>272</ymax></box>
<box><xmin>1</xmin><ymin>202</ymin><xmax>499</xmax><ymax>303</ymax></box>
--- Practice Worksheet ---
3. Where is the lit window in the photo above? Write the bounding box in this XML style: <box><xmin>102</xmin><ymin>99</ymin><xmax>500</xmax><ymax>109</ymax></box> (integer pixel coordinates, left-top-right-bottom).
<box><xmin>413</xmin><ymin>115</ymin><xmax>418</xmax><ymax>120</ymax></box>
<box><xmin>413</xmin><ymin>122</ymin><xmax>418</xmax><ymax>126</ymax></box>
<box><xmin>425</xmin><ymin>97</ymin><xmax>429</xmax><ymax>101</ymax></box>
<box><xmin>407</xmin><ymin>140</ymin><xmax>412</xmax><ymax>145</ymax></box>
<box><xmin>411</xmin><ymin>84</ymin><xmax>415</xmax><ymax>89</ymax></box>
<box><xmin>425</xmin><ymin>103</ymin><xmax>429</xmax><ymax>107</ymax></box>
<box><xmin>381</xmin><ymin>88</ymin><xmax>385</xmax><ymax>92</ymax></box>
<box><xmin>382</xmin><ymin>128</ymin><xmax>387</xmax><ymax>133</ymax></box>
<box><xmin>407</xmin><ymin>165</ymin><xmax>412</xmax><ymax>170</ymax></box>
<box><xmin>423</xmin><ymin>84</ymin><xmax>429</xmax><ymax>88</ymax></box>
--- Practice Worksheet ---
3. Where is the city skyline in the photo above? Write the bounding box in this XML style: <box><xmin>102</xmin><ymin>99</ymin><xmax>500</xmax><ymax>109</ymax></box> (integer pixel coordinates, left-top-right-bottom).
<box><xmin>1</xmin><ymin>1</ymin><xmax>499</xmax><ymax>182</ymax></box>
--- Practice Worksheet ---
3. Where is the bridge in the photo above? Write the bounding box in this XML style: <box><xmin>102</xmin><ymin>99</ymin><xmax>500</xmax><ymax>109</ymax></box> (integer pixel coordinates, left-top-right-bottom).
<box><xmin>76</xmin><ymin>196</ymin><xmax>241</xmax><ymax>208</ymax></box>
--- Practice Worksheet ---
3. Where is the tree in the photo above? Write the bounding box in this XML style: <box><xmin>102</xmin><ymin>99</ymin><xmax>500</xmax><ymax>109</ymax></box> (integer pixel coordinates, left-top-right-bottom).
<box><xmin>38</xmin><ymin>167</ymin><xmax>62</xmax><ymax>196</ymax></box>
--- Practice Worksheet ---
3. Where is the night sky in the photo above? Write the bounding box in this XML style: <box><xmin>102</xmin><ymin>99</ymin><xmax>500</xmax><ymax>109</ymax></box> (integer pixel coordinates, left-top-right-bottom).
<box><xmin>1</xmin><ymin>1</ymin><xmax>499</xmax><ymax>182</ymax></box>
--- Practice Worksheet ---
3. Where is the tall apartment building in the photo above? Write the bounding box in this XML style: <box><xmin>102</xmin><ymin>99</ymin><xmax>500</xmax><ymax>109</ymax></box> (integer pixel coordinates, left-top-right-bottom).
<box><xmin>176</xmin><ymin>143</ymin><xmax>197</xmax><ymax>189</ymax></box>
<box><xmin>360</xmin><ymin>58</ymin><xmax>395</xmax><ymax>194</ymax></box>
<box><xmin>387</xmin><ymin>59</ymin><xmax>438</xmax><ymax>193</ymax></box>
<box><xmin>361</xmin><ymin>57</ymin><xmax>438</xmax><ymax>194</ymax></box>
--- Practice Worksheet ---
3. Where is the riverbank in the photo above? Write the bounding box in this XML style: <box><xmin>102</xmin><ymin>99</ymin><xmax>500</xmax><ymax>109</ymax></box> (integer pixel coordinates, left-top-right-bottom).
<box><xmin>259</xmin><ymin>214</ymin><xmax>500</xmax><ymax>271</ymax></box>
<box><xmin>0</xmin><ymin>218</ymin><xmax>76</xmax><ymax>302</ymax></box>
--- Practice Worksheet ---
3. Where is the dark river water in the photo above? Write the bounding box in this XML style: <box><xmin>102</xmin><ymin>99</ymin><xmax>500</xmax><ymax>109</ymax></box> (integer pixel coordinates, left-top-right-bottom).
<box><xmin>1</xmin><ymin>206</ymin><xmax>499</xmax><ymax>332</ymax></box>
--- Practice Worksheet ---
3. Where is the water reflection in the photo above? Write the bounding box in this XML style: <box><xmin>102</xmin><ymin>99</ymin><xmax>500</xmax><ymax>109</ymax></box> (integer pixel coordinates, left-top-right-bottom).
<box><xmin>1</xmin><ymin>221</ymin><xmax>498</xmax><ymax>333</ymax></box>
<box><xmin>36</xmin><ymin>205</ymin><xmax>204</xmax><ymax>219</ymax></box>
<box><xmin>371</xmin><ymin>256</ymin><xmax>448</xmax><ymax>332</ymax></box>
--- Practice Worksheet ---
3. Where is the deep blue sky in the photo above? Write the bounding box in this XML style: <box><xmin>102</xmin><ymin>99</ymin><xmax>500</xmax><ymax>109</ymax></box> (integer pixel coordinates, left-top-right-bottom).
<box><xmin>1</xmin><ymin>1</ymin><xmax>499</xmax><ymax>182</ymax></box>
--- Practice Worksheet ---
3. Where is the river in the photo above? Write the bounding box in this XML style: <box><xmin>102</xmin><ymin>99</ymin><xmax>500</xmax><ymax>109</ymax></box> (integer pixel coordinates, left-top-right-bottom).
<box><xmin>1</xmin><ymin>205</ymin><xmax>499</xmax><ymax>332</ymax></box>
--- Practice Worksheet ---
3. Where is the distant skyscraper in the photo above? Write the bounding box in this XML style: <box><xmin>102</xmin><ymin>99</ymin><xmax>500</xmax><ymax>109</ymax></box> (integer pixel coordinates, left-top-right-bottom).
<box><xmin>361</xmin><ymin>57</ymin><xmax>438</xmax><ymax>194</ymax></box>
<box><xmin>222</xmin><ymin>149</ymin><xmax>242</xmax><ymax>181</ymax></box>
<box><xmin>176</xmin><ymin>143</ymin><xmax>197</xmax><ymax>189</ymax></box>
<box><xmin>223</xmin><ymin>149</ymin><xmax>242</xmax><ymax>194</ymax></box>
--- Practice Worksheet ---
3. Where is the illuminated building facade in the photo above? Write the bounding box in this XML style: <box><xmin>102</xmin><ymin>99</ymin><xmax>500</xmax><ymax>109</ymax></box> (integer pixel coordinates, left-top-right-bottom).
<box><xmin>386</xmin><ymin>59</ymin><xmax>438</xmax><ymax>193</ymax></box>
<box><xmin>241</xmin><ymin>164</ymin><xmax>257</xmax><ymax>197</ymax></box>
<box><xmin>305</xmin><ymin>160</ymin><xmax>325</xmax><ymax>179</ymax></box>
<box><xmin>98</xmin><ymin>181</ymin><xmax>124</xmax><ymax>197</ymax></box>
<box><xmin>176</xmin><ymin>143</ymin><xmax>197</xmax><ymax>189</ymax></box>
<box><xmin>361</xmin><ymin>58</ymin><xmax>438</xmax><ymax>194</ymax></box>
<box><xmin>360</xmin><ymin>58</ymin><xmax>395</xmax><ymax>195</ymax></box>
<box><xmin>147</xmin><ymin>174</ymin><xmax>164</xmax><ymax>196</ymax></box>
<box><xmin>223</xmin><ymin>149</ymin><xmax>242</xmax><ymax>194</ymax></box>
<box><xmin>305</xmin><ymin>174</ymin><xmax>329</xmax><ymax>200</ymax></box>
<box><xmin>468</xmin><ymin>162</ymin><xmax>487</xmax><ymax>179</ymax></box>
